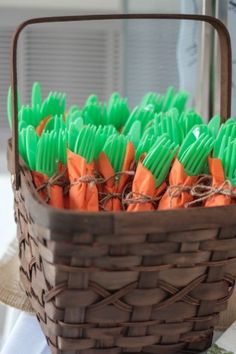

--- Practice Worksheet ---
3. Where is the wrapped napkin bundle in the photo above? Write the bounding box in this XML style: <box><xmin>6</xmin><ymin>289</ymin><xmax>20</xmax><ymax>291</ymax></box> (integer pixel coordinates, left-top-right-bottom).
<box><xmin>8</xmin><ymin>82</ymin><xmax>236</xmax><ymax>212</ymax></box>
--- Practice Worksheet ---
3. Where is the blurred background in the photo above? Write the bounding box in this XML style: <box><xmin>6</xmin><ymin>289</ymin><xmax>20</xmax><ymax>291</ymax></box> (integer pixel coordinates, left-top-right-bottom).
<box><xmin>0</xmin><ymin>0</ymin><xmax>235</xmax><ymax>349</ymax></box>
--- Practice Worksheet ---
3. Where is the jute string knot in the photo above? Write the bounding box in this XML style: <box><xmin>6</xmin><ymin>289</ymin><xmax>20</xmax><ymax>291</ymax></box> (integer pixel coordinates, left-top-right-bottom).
<box><xmin>124</xmin><ymin>191</ymin><xmax>162</xmax><ymax>206</ymax></box>
<box><xmin>71</xmin><ymin>175</ymin><xmax>101</xmax><ymax>185</ymax></box>
<box><xmin>36</xmin><ymin>169</ymin><xmax>68</xmax><ymax>202</ymax></box>
<box><xmin>99</xmin><ymin>192</ymin><xmax>123</xmax><ymax>211</ymax></box>
<box><xmin>167</xmin><ymin>185</ymin><xmax>192</xmax><ymax>208</ymax></box>
<box><xmin>71</xmin><ymin>170</ymin><xmax>135</xmax><ymax>187</ymax></box>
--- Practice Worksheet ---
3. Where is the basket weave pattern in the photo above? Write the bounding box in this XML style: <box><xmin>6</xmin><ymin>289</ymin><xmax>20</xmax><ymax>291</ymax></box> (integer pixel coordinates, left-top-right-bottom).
<box><xmin>12</xmin><ymin>164</ymin><xmax>236</xmax><ymax>354</ymax></box>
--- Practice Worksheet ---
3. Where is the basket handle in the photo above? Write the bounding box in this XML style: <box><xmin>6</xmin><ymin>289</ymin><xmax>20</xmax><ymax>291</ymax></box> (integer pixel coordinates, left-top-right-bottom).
<box><xmin>11</xmin><ymin>14</ymin><xmax>232</xmax><ymax>190</ymax></box>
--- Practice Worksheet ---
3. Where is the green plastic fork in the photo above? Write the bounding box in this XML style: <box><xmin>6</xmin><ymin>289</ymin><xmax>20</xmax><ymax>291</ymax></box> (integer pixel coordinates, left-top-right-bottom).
<box><xmin>103</xmin><ymin>134</ymin><xmax>128</xmax><ymax>174</ymax></box>
<box><xmin>135</xmin><ymin>133</ymin><xmax>157</xmax><ymax>162</ymax></box>
<box><xmin>106</xmin><ymin>93</ymin><xmax>130</xmax><ymax>129</ymax></box>
<box><xmin>179</xmin><ymin>110</ymin><xmax>203</xmax><ymax>136</ymax></box>
<box><xmin>213</xmin><ymin>121</ymin><xmax>236</xmax><ymax>158</ymax></box>
<box><xmin>178</xmin><ymin>125</ymin><xmax>211</xmax><ymax>161</ymax></box>
<box><xmin>154</xmin><ymin>108</ymin><xmax>184</xmax><ymax>145</ymax></box>
<box><xmin>41</xmin><ymin>91</ymin><xmax>66</xmax><ymax>119</ymax></box>
<box><xmin>123</xmin><ymin>105</ymin><xmax>155</xmax><ymax>135</ymax></box>
<box><xmin>94</xmin><ymin>125</ymin><xmax>117</xmax><ymax>160</ymax></box>
<box><xmin>57</xmin><ymin>129</ymin><xmax>67</xmax><ymax>165</ymax></box>
<box><xmin>170</xmin><ymin>90</ymin><xmax>189</xmax><ymax>113</ymax></box>
<box><xmin>19</xmin><ymin>128</ymin><xmax>28</xmax><ymax>165</ymax></box>
<box><xmin>221</xmin><ymin>139</ymin><xmax>236</xmax><ymax>186</ymax></box>
<box><xmin>143</xmin><ymin>134</ymin><xmax>179</xmax><ymax>187</ymax></box>
<box><xmin>31</xmin><ymin>82</ymin><xmax>42</xmax><ymax>108</ymax></box>
<box><xmin>140</xmin><ymin>92</ymin><xmax>164</xmax><ymax>113</ymax></box>
<box><xmin>66</xmin><ymin>107</ymin><xmax>81</xmax><ymax>128</ymax></box>
<box><xmin>126</xmin><ymin>120</ymin><xmax>141</xmax><ymax>148</ymax></box>
<box><xmin>162</xmin><ymin>86</ymin><xmax>175</xmax><ymax>112</ymax></box>
<box><xmin>68</xmin><ymin>117</ymin><xmax>84</xmax><ymax>151</ymax></box>
<box><xmin>74</xmin><ymin>125</ymin><xmax>97</xmax><ymax>163</ymax></box>
<box><xmin>208</xmin><ymin>115</ymin><xmax>221</xmax><ymax>138</ymax></box>
<box><xmin>7</xmin><ymin>86</ymin><xmax>21</xmax><ymax>129</ymax></box>
<box><xmin>25</xmin><ymin>126</ymin><xmax>39</xmax><ymax>170</ymax></box>
<box><xmin>19</xmin><ymin>125</ymin><xmax>38</xmax><ymax>169</ymax></box>
<box><xmin>82</xmin><ymin>101</ymin><xmax>103</xmax><ymax>126</ymax></box>
<box><xmin>44</xmin><ymin>114</ymin><xmax>66</xmax><ymax>132</ymax></box>
<box><xmin>36</xmin><ymin>131</ymin><xmax>58</xmax><ymax>177</ymax></box>
<box><xmin>18</xmin><ymin>105</ymin><xmax>41</xmax><ymax>128</ymax></box>
<box><xmin>179</xmin><ymin>134</ymin><xmax>214</xmax><ymax>176</ymax></box>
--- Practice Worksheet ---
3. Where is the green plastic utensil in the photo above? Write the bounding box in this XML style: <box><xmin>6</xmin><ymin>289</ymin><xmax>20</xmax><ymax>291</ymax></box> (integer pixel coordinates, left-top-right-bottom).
<box><xmin>106</xmin><ymin>93</ymin><xmax>130</xmax><ymax>129</ymax></box>
<box><xmin>220</xmin><ymin>139</ymin><xmax>236</xmax><ymax>186</ymax></box>
<box><xmin>7</xmin><ymin>86</ymin><xmax>21</xmax><ymax>129</ymax></box>
<box><xmin>94</xmin><ymin>125</ymin><xmax>117</xmax><ymax>160</ymax></box>
<box><xmin>170</xmin><ymin>90</ymin><xmax>189</xmax><ymax>113</ymax></box>
<box><xmin>208</xmin><ymin>115</ymin><xmax>221</xmax><ymax>138</ymax></box>
<box><xmin>213</xmin><ymin>121</ymin><xmax>236</xmax><ymax>158</ymax></box>
<box><xmin>31</xmin><ymin>82</ymin><xmax>42</xmax><ymax>108</ymax></box>
<box><xmin>179</xmin><ymin>110</ymin><xmax>203</xmax><ymax>136</ymax></box>
<box><xmin>18</xmin><ymin>105</ymin><xmax>41</xmax><ymax>128</ymax></box>
<box><xmin>154</xmin><ymin>108</ymin><xmax>183</xmax><ymax>145</ymax></box>
<box><xmin>68</xmin><ymin>117</ymin><xmax>84</xmax><ymax>151</ymax></box>
<box><xmin>57</xmin><ymin>129</ymin><xmax>67</xmax><ymax>165</ymax></box>
<box><xmin>19</xmin><ymin>128</ymin><xmax>28</xmax><ymax>165</ymax></box>
<box><xmin>85</xmin><ymin>94</ymin><xmax>99</xmax><ymax>105</ymax></box>
<box><xmin>179</xmin><ymin>133</ymin><xmax>214</xmax><ymax>176</ymax></box>
<box><xmin>123</xmin><ymin>105</ymin><xmax>155</xmax><ymax>135</ymax></box>
<box><xmin>135</xmin><ymin>133</ymin><xmax>156</xmax><ymax>162</ymax></box>
<box><xmin>18</xmin><ymin>120</ymin><xmax>28</xmax><ymax>132</ymax></box>
<box><xmin>44</xmin><ymin>114</ymin><xmax>66</xmax><ymax>132</ymax></box>
<box><xmin>25</xmin><ymin>126</ymin><xmax>38</xmax><ymax>170</ymax></box>
<box><xmin>41</xmin><ymin>91</ymin><xmax>66</xmax><ymax>119</ymax></box>
<box><xmin>74</xmin><ymin>125</ymin><xmax>97</xmax><ymax>163</ymax></box>
<box><xmin>126</xmin><ymin>120</ymin><xmax>141</xmax><ymax>148</ymax></box>
<box><xmin>225</xmin><ymin>117</ymin><xmax>236</xmax><ymax>125</ymax></box>
<box><xmin>103</xmin><ymin>134</ymin><xmax>128</xmax><ymax>174</ymax></box>
<box><xmin>66</xmin><ymin>108</ymin><xmax>81</xmax><ymax>128</ymax></box>
<box><xmin>68</xmin><ymin>105</ymin><xmax>80</xmax><ymax>115</ymax></box>
<box><xmin>36</xmin><ymin>131</ymin><xmax>58</xmax><ymax>177</ymax></box>
<box><xmin>82</xmin><ymin>101</ymin><xmax>103</xmax><ymax>126</ymax></box>
<box><xmin>140</xmin><ymin>92</ymin><xmax>158</xmax><ymax>110</ymax></box>
<box><xmin>178</xmin><ymin>124</ymin><xmax>211</xmax><ymax>160</ymax></box>
<box><xmin>143</xmin><ymin>135</ymin><xmax>178</xmax><ymax>187</ymax></box>
<box><xmin>162</xmin><ymin>86</ymin><xmax>175</xmax><ymax>112</ymax></box>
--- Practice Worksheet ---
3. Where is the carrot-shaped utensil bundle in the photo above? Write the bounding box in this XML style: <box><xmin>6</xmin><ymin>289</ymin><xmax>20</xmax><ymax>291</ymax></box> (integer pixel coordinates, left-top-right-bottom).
<box><xmin>97</xmin><ymin>135</ymin><xmax>135</xmax><ymax>211</ymax></box>
<box><xmin>127</xmin><ymin>135</ymin><xmax>178</xmax><ymax>211</ymax></box>
<box><xmin>35</xmin><ymin>131</ymin><xmax>65</xmax><ymax>208</ymax></box>
<box><xmin>205</xmin><ymin>121</ymin><xmax>236</xmax><ymax>207</ymax></box>
<box><xmin>159</xmin><ymin>126</ymin><xmax>214</xmax><ymax>209</ymax></box>
<box><xmin>67</xmin><ymin>125</ymin><xmax>99</xmax><ymax>211</ymax></box>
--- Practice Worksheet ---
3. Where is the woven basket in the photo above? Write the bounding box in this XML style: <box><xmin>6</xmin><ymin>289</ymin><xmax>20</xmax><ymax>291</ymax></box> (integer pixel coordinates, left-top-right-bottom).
<box><xmin>8</xmin><ymin>14</ymin><xmax>236</xmax><ymax>354</ymax></box>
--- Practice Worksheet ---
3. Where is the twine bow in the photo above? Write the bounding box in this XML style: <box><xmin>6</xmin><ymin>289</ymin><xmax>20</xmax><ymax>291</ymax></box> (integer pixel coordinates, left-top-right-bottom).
<box><xmin>186</xmin><ymin>179</ymin><xmax>236</xmax><ymax>207</ymax></box>
<box><xmin>165</xmin><ymin>175</ymin><xmax>212</xmax><ymax>208</ymax></box>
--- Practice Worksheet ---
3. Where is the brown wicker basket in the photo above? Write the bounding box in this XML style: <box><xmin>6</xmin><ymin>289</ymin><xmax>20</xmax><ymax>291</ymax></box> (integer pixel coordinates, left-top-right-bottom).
<box><xmin>8</xmin><ymin>14</ymin><xmax>236</xmax><ymax>354</ymax></box>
